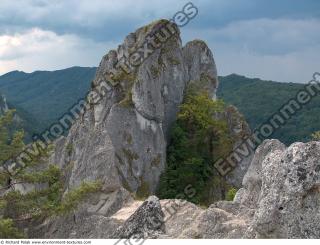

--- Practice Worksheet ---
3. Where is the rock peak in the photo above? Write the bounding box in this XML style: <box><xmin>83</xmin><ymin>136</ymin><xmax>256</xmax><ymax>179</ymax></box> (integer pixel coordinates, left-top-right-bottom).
<box><xmin>34</xmin><ymin>20</ymin><xmax>253</xmax><ymax>239</ymax></box>
<box><xmin>51</xmin><ymin>19</ymin><xmax>220</xmax><ymax>197</ymax></box>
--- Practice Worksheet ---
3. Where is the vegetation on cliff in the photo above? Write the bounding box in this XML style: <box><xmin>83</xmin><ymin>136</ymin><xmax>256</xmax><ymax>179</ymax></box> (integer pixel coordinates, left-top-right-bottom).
<box><xmin>311</xmin><ymin>131</ymin><xmax>320</xmax><ymax>141</ymax></box>
<box><xmin>0</xmin><ymin>111</ymin><xmax>102</xmax><ymax>238</ymax></box>
<box><xmin>157</xmin><ymin>92</ymin><xmax>234</xmax><ymax>205</ymax></box>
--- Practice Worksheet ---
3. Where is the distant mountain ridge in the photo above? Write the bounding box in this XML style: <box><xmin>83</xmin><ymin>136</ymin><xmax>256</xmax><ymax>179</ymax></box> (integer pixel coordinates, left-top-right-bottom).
<box><xmin>0</xmin><ymin>68</ymin><xmax>319</xmax><ymax>144</ymax></box>
<box><xmin>218</xmin><ymin>74</ymin><xmax>320</xmax><ymax>144</ymax></box>
<box><xmin>0</xmin><ymin>66</ymin><xmax>96</xmax><ymax>137</ymax></box>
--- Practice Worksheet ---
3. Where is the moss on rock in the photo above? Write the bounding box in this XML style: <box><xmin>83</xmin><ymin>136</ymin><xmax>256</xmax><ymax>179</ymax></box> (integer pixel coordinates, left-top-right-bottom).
<box><xmin>135</xmin><ymin>180</ymin><xmax>150</xmax><ymax>200</ymax></box>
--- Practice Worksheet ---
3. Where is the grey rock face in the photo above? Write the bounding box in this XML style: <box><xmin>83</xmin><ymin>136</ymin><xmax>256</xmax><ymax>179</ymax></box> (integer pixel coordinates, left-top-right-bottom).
<box><xmin>240</xmin><ymin>139</ymin><xmax>320</xmax><ymax>238</ymax></box>
<box><xmin>43</xmin><ymin>19</ymin><xmax>253</xmax><ymax>239</ymax></box>
<box><xmin>113</xmin><ymin>196</ymin><xmax>165</xmax><ymax>239</ymax></box>
<box><xmin>30</xmin><ymin>187</ymin><xmax>132</xmax><ymax>238</ymax></box>
<box><xmin>115</xmin><ymin>139</ymin><xmax>320</xmax><ymax>239</ymax></box>
<box><xmin>183</xmin><ymin>40</ymin><xmax>218</xmax><ymax>99</ymax></box>
<box><xmin>224</xmin><ymin>105</ymin><xmax>254</xmax><ymax>188</ymax></box>
<box><xmin>50</xmin><ymin>19</ymin><xmax>221</xmax><ymax>196</ymax></box>
<box><xmin>105</xmin><ymin>105</ymin><xmax>166</xmax><ymax>193</ymax></box>
<box><xmin>158</xmin><ymin>140</ymin><xmax>320</xmax><ymax>238</ymax></box>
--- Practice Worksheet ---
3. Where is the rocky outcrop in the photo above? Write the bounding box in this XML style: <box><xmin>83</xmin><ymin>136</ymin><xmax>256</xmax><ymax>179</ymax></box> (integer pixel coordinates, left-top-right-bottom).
<box><xmin>106</xmin><ymin>139</ymin><xmax>320</xmax><ymax>239</ymax></box>
<box><xmin>183</xmin><ymin>40</ymin><xmax>218</xmax><ymax>99</ymax></box>
<box><xmin>39</xmin><ymin>139</ymin><xmax>320</xmax><ymax>239</ymax></box>
<box><xmin>224</xmin><ymin>105</ymin><xmax>253</xmax><ymax>188</ymax></box>
<box><xmin>50</xmin><ymin>19</ymin><xmax>221</xmax><ymax>197</ymax></box>
<box><xmin>41</xmin><ymin>19</ymin><xmax>254</xmax><ymax>238</ymax></box>
<box><xmin>0</xmin><ymin>94</ymin><xmax>24</xmax><ymax>132</ymax></box>
<box><xmin>238</xmin><ymin>139</ymin><xmax>320</xmax><ymax>238</ymax></box>
<box><xmin>159</xmin><ymin>199</ymin><xmax>249</xmax><ymax>239</ymax></box>
<box><xmin>29</xmin><ymin>187</ymin><xmax>132</xmax><ymax>238</ymax></box>
<box><xmin>112</xmin><ymin>196</ymin><xmax>165</xmax><ymax>239</ymax></box>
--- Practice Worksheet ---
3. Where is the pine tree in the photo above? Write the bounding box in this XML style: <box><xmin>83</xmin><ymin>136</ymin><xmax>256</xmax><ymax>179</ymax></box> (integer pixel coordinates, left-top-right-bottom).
<box><xmin>0</xmin><ymin>110</ymin><xmax>101</xmax><ymax>238</ymax></box>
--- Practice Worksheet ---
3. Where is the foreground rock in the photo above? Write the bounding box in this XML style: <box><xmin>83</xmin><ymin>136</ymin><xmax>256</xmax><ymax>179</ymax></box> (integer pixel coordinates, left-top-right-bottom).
<box><xmin>110</xmin><ymin>139</ymin><xmax>320</xmax><ymax>239</ymax></box>
<box><xmin>179</xmin><ymin>139</ymin><xmax>319</xmax><ymax>238</ymax></box>
<box><xmin>112</xmin><ymin>196</ymin><xmax>165</xmax><ymax>239</ymax></box>
<box><xmin>240</xmin><ymin>139</ymin><xmax>320</xmax><ymax>238</ymax></box>
<box><xmin>34</xmin><ymin>138</ymin><xmax>320</xmax><ymax>238</ymax></box>
<box><xmin>29</xmin><ymin>187</ymin><xmax>132</xmax><ymax>238</ymax></box>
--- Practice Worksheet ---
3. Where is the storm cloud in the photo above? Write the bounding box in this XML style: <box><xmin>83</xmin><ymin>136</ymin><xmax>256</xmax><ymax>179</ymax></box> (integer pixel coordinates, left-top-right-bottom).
<box><xmin>0</xmin><ymin>0</ymin><xmax>319</xmax><ymax>83</ymax></box>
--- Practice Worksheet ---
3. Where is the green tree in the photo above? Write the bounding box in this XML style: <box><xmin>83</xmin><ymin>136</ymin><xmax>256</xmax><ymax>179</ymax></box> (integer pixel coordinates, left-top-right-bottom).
<box><xmin>157</xmin><ymin>93</ymin><xmax>234</xmax><ymax>205</ymax></box>
<box><xmin>0</xmin><ymin>110</ymin><xmax>101</xmax><ymax>238</ymax></box>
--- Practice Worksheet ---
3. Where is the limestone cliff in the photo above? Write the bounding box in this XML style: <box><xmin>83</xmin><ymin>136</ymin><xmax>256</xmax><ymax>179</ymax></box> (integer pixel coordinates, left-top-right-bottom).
<box><xmin>49</xmin><ymin>19</ymin><xmax>224</xmax><ymax>196</ymax></box>
<box><xmin>31</xmin><ymin>19</ymin><xmax>254</xmax><ymax>238</ymax></box>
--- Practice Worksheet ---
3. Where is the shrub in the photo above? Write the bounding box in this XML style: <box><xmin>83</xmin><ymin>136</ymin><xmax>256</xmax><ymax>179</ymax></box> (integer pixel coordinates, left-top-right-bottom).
<box><xmin>226</xmin><ymin>187</ymin><xmax>237</xmax><ymax>201</ymax></box>
<box><xmin>311</xmin><ymin>131</ymin><xmax>320</xmax><ymax>141</ymax></box>
<box><xmin>0</xmin><ymin>219</ymin><xmax>24</xmax><ymax>238</ymax></box>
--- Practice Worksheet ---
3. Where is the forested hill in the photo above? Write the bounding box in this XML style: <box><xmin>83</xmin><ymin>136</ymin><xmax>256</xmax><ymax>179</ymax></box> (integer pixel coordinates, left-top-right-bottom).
<box><xmin>0</xmin><ymin>67</ymin><xmax>96</xmax><ymax>136</ymax></box>
<box><xmin>0</xmin><ymin>68</ymin><xmax>319</xmax><ymax>145</ymax></box>
<box><xmin>218</xmin><ymin>74</ymin><xmax>320</xmax><ymax>145</ymax></box>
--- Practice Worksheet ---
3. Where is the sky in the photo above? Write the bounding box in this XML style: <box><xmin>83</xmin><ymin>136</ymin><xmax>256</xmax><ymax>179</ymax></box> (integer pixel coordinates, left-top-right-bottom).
<box><xmin>0</xmin><ymin>0</ymin><xmax>320</xmax><ymax>83</ymax></box>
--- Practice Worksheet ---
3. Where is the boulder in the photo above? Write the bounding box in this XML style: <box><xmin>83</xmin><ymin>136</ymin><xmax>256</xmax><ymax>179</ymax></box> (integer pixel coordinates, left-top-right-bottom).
<box><xmin>112</xmin><ymin>196</ymin><xmax>165</xmax><ymax>239</ymax></box>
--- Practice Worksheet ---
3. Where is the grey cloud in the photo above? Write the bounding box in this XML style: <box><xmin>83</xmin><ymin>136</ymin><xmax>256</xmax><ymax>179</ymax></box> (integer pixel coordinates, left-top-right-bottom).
<box><xmin>1</xmin><ymin>0</ymin><xmax>320</xmax><ymax>83</ymax></box>
<box><xmin>2</xmin><ymin>0</ymin><xmax>319</xmax><ymax>42</ymax></box>
<box><xmin>183</xmin><ymin>18</ymin><xmax>320</xmax><ymax>56</ymax></box>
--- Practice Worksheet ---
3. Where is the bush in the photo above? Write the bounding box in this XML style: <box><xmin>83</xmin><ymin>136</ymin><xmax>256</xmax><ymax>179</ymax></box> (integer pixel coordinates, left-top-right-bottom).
<box><xmin>0</xmin><ymin>219</ymin><xmax>24</xmax><ymax>238</ymax></box>
<box><xmin>311</xmin><ymin>131</ymin><xmax>320</xmax><ymax>141</ymax></box>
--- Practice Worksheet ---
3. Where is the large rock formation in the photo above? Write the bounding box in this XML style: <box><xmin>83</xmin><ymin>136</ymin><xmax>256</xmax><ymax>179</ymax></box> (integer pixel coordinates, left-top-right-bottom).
<box><xmin>27</xmin><ymin>103</ymin><xmax>320</xmax><ymax>237</ymax></box>
<box><xmin>35</xmin><ymin>19</ymin><xmax>254</xmax><ymax>238</ymax></box>
<box><xmin>50</xmin><ymin>19</ymin><xmax>222</xmax><ymax>196</ymax></box>
<box><xmin>4</xmin><ymin>18</ymin><xmax>317</xmax><ymax>239</ymax></box>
